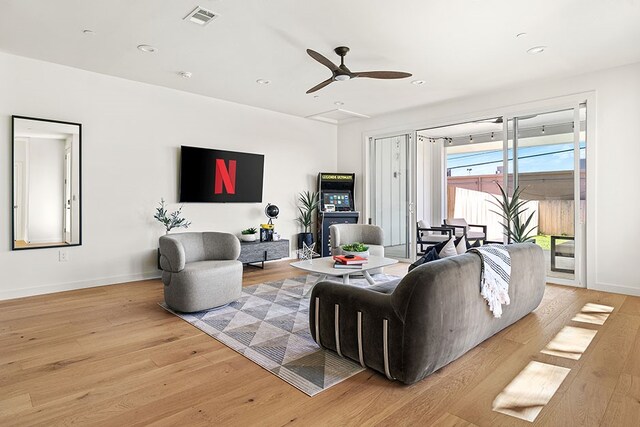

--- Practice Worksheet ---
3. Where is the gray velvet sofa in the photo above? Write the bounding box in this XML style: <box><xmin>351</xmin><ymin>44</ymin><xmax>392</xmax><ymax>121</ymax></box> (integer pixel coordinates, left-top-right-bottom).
<box><xmin>159</xmin><ymin>232</ymin><xmax>242</xmax><ymax>312</ymax></box>
<box><xmin>309</xmin><ymin>243</ymin><xmax>545</xmax><ymax>384</ymax></box>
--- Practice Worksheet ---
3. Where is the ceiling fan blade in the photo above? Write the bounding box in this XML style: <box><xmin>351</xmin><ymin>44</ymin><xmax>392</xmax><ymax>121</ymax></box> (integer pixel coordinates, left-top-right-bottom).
<box><xmin>307</xmin><ymin>49</ymin><xmax>339</xmax><ymax>72</ymax></box>
<box><xmin>355</xmin><ymin>71</ymin><xmax>412</xmax><ymax>79</ymax></box>
<box><xmin>306</xmin><ymin>78</ymin><xmax>334</xmax><ymax>94</ymax></box>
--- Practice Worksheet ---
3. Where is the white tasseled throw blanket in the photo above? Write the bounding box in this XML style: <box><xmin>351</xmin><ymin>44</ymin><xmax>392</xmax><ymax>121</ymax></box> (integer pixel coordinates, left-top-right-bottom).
<box><xmin>468</xmin><ymin>245</ymin><xmax>511</xmax><ymax>318</ymax></box>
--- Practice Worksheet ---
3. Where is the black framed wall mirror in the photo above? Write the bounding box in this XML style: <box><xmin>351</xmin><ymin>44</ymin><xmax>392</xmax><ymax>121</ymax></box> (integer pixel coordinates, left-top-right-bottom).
<box><xmin>12</xmin><ymin>116</ymin><xmax>82</xmax><ymax>250</ymax></box>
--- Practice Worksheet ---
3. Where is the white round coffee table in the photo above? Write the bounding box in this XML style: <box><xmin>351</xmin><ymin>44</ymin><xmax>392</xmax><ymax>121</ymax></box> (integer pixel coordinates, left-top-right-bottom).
<box><xmin>290</xmin><ymin>255</ymin><xmax>398</xmax><ymax>296</ymax></box>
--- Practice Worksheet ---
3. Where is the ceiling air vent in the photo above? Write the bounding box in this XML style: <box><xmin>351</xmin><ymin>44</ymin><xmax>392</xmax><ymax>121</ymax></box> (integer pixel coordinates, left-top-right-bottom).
<box><xmin>184</xmin><ymin>6</ymin><xmax>218</xmax><ymax>26</ymax></box>
<box><xmin>306</xmin><ymin>109</ymin><xmax>370</xmax><ymax>125</ymax></box>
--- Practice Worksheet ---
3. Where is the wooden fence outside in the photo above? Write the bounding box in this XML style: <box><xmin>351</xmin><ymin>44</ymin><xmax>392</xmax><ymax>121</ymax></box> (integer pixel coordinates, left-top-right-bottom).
<box><xmin>447</xmin><ymin>172</ymin><xmax>585</xmax><ymax>236</ymax></box>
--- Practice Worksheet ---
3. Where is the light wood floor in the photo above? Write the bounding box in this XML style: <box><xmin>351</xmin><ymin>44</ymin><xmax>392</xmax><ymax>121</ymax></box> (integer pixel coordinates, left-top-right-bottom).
<box><xmin>1</xmin><ymin>261</ymin><xmax>639</xmax><ymax>426</ymax></box>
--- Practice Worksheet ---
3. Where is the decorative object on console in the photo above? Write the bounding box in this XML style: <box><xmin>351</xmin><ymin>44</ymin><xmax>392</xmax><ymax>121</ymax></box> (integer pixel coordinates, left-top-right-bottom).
<box><xmin>261</xmin><ymin>203</ymin><xmax>279</xmax><ymax>241</ymax></box>
<box><xmin>154</xmin><ymin>198</ymin><xmax>191</xmax><ymax>234</ymax></box>
<box><xmin>240</xmin><ymin>227</ymin><xmax>258</xmax><ymax>242</ymax></box>
<box><xmin>296</xmin><ymin>190</ymin><xmax>319</xmax><ymax>249</ymax></box>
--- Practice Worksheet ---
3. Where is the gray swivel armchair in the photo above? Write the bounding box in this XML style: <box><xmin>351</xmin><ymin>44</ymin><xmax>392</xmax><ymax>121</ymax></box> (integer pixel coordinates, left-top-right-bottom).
<box><xmin>330</xmin><ymin>224</ymin><xmax>385</xmax><ymax>274</ymax></box>
<box><xmin>159</xmin><ymin>232</ymin><xmax>243</xmax><ymax>312</ymax></box>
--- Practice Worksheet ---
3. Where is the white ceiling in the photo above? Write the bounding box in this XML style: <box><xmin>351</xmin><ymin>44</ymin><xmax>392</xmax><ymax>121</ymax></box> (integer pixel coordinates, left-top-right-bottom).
<box><xmin>1</xmin><ymin>0</ymin><xmax>640</xmax><ymax>121</ymax></box>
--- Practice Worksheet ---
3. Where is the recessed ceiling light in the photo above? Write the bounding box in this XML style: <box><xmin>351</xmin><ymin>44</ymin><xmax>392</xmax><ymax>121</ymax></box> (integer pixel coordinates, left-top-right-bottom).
<box><xmin>82</xmin><ymin>29</ymin><xmax>95</xmax><ymax>35</ymax></box>
<box><xmin>334</xmin><ymin>101</ymin><xmax>344</xmax><ymax>106</ymax></box>
<box><xmin>137</xmin><ymin>44</ymin><xmax>157</xmax><ymax>53</ymax></box>
<box><xmin>178</xmin><ymin>71</ymin><xmax>192</xmax><ymax>79</ymax></box>
<box><xmin>256</xmin><ymin>79</ymin><xmax>271</xmax><ymax>85</ymax></box>
<box><xmin>516</xmin><ymin>32</ymin><xmax>527</xmax><ymax>38</ymax></box>
<box><xmin>313</xmin><ymin>95</ymin><xmax>320</xmax><ymax>99</ymax></box>
<box><xmin>411</xmin><ymin>80</ymin><xmax>425</xmax><ymax>85</ymax></box>
<box><xmin>527</xmin><ymin>46</ymin><xmax>546</xmax><ymax>55</ymax></box>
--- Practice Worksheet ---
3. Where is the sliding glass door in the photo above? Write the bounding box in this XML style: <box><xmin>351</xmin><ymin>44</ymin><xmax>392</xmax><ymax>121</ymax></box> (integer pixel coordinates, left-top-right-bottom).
<box><xmin>415</xmin><ymin>103</ymin><xmax>586</xmax><ymax>286</ymax></box>
<box><xmin>368</xmin><ymin>134</ymin><xmax>414</xmax><ymax>261</ymax></box>
<box><xmin>508</xmin><ymin>105</ymin><xmax>586</xmax><ymax>284</ymax></box>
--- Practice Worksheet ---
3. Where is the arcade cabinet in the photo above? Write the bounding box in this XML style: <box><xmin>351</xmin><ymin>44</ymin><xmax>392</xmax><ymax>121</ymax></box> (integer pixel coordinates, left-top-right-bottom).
<box><xmin>317</xmin><ymin>173</ymin><xmax>359</xmax><ymax>257</ymax></box>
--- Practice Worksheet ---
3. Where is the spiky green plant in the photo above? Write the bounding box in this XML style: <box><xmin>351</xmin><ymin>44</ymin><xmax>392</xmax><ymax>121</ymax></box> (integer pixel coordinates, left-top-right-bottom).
<box><xmin>296</xmin><ymin>190</ymin><xmax>319</xmax><ymax>233</ymax></box>
<box><xmin>154</xmin><ymin>198</ymin><xmax>192</xmax><ymax>234</ymax></box>
<box><xmin>488</xmin><ymin>184</ymin><xmax>538</xmax><ymax>243</ymax></box>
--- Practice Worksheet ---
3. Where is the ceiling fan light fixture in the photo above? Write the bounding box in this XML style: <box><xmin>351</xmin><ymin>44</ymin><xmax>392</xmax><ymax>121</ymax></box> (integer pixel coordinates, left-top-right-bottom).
<box><xmin>305</xmin><ymin>46</ymin><xmax>411</xmax><ymax>93</ymax></box>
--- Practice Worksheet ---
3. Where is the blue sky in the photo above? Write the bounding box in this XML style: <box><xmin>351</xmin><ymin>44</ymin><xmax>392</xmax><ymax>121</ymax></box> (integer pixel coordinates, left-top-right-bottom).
<box><xmin>447</xmin><ymin>142</ymin><xmax>586</xmax><ymax>177</ymax></box>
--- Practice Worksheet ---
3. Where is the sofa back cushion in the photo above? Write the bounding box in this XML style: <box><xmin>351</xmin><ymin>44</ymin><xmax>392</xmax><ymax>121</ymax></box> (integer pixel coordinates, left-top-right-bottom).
<box><xmin>390</xmin><ymin>243</ymin><xmax>545</xmax><ymax>382</ymax></box>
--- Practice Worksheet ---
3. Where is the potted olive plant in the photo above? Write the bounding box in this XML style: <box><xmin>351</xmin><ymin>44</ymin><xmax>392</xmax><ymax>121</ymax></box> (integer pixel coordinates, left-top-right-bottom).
<box><xmin>154</xmin><ymin>198</ymin><xmax>191</xmax><ymax>234</ymax></box>
<box><xmin>296</xmin><ymin>190</ymin><xmax>319</xmax><ymax>249</ymax></box>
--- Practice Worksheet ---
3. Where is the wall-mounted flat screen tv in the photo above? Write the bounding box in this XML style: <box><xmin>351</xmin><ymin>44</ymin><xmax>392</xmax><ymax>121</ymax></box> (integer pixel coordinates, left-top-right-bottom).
<box><xmin>179</xmin><ymin>146</ymin><xmax>264</xmax><ymax>203</ymax></box>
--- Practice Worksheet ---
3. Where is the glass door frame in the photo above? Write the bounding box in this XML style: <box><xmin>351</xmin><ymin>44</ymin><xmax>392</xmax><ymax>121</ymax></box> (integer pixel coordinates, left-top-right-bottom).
<box><xmin>362</xmin><ymin>130</ymin><xmax>417</xmax><ymax>263</ymax></box>
<box><xmin>503</xmin><ymin>102</ymin><xmax>586</xmax><ymax>287</ymax></box>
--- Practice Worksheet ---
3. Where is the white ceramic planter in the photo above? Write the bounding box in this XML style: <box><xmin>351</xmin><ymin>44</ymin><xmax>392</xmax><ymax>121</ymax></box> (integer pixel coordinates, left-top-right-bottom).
<box><xmin>240</xmin><ymin>234</ymin><xmax>257</xmax><ymax>242</ymax></box>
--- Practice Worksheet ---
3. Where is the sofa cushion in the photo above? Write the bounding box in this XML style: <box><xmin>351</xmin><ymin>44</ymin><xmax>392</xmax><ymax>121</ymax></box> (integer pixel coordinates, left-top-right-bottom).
<box><xmin>455</xmin><ymin>236</ymin><xmax>468</xmax><ymax>255</ymax></box>
<box><xmin>438</xmin><ymin>238</ymin><xmax>458</xmax><ymax>258</ymax></box>
<box><xmin>408</xmin><ymin>247</ymin><xmax>440</xmax><ymax>272</ymax></box>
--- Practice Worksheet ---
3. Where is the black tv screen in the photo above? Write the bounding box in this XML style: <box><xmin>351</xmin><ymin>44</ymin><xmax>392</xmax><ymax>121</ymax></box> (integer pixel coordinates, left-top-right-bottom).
<box><xmin>179</xmin><ymin>146</ymin><xmax>264</xmax><ymax>203</ymax></box>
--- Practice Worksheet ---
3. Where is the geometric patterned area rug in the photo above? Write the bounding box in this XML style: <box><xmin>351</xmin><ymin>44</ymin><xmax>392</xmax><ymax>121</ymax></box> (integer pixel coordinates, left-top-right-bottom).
<box><xmin>160</xmin><ymin>273</ymin><xmax>398</xmax><ymax>396</ymax></box>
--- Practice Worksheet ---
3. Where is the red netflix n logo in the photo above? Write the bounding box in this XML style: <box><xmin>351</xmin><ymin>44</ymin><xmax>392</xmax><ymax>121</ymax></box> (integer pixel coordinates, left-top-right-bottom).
<box><xmin>214</xmin><ymin>159</ymin><xmax>236</xmax><ymax>194</ymax></box>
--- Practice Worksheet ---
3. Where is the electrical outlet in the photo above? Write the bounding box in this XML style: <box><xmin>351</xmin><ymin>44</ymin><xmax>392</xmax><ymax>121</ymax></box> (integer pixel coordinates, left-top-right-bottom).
<box><xmin>59</xmin><ymin>250</ymin><xmax>69</xmax><ymax>262</ymax></box>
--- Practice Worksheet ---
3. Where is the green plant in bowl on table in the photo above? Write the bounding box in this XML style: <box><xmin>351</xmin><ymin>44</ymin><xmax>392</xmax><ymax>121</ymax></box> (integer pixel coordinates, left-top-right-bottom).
<box><xmin>341</xmin><ymin>242</ymin><xmax>370</xmax><ymax>258</ymax></box>
<box><xmin>342</xmin><ymin>242</ymin><xmax>369</xmax><ymax>252</ymax></box>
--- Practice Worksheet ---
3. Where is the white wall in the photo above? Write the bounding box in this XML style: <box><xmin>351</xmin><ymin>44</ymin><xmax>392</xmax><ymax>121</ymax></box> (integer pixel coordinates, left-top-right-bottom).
<box><xmin>27</xmin><ymin>137</ymin><xmax>65</xmax><ymax>243</ymax></box>
<box><xmin>0</xmin><ymin>52</ymin><xmax>337</xmax><ymax>300</ymax></box>
<box><xmin>338</xmin><ymin>61</ymin><xmax>640</xmax><ymax>296</ymax></box>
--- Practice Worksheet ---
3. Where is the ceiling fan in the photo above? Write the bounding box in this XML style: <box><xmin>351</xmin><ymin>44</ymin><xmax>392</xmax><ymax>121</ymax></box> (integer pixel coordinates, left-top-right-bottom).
<box><xmin>305</xmin><ymin>46</ymin><xmax>412</xmax><ymax>94</ymax></box>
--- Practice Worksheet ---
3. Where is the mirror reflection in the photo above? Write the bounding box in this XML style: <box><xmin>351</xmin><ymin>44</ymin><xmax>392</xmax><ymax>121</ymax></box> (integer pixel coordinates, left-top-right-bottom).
<box><xmin>12</xmin><ymin>116</ymin><xmax>81</xmax><ymax>249</ymax></box>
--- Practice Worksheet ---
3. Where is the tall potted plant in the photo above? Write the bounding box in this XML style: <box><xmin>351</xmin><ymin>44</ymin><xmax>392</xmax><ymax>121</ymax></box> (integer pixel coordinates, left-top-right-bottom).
<box><xmin>296</xmin><ymin>190</ymin><xmax>319</xmax><ymax>249</ymax></box>
<box><xmin>489</xmin><ymin>184</ymin><xmax>537</xmax><ymax>243</ymax></box>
